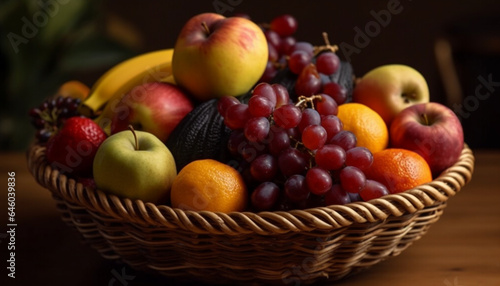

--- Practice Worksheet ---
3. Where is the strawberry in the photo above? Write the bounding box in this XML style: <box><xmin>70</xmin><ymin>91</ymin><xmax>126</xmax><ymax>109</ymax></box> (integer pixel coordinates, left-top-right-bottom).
<box><xmin>46</xmin><ymin>116</ymin><xmax>107</xmax><ymax>177</ymax></box>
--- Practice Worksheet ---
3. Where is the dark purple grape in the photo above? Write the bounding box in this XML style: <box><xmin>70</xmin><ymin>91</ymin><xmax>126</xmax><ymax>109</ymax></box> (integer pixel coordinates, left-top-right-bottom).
<box><xmin>329</xmin><ymin>130</ymin><xmax>357</xmax><ymax>150</ymax></box>
<box><xmin>315</xmin><ymin>144</ymin><xmax>346</xmax><ymax>170</ymax></box>
<box><xmin>340</xmin><ymin>166</ymin><xmax>366</xmax><ymax>193</ymax></box>
<box><xmin>29</xmin><ymin>95</ymin><xmax>83</xmax><ymax>142</ymax></box>
<box><xmin>28</xmin><ymin>108</ymin><xmax>40</xmax><ymax>117</ymax></box>
<box><xmin>224</xmin><ymin>103</ymin><xmax>251</xmax><ymax>130</ymax></box>
<box><xmin>298</xmin><ymin>108</ymin><xmax>321</xmax><ymax>133</ymax></box>
<box><xmin>38</xmin><ymin>102</ymin><xmax>48</xmax><ymax>112</ymax></box>
<box><xmin>244</xmin><ymin>117</ymin><xmax>270</xmax><ymax>143</ymax></box>
<box><xmin>218</xmin><ymin>96</ymin><xmax>240</xmax><ymax>116</ymax></box>
<box><xmin>264</xmin><ymin>29</ymin><xmax>281</xmax><ymax>51</ymax></box>
<box><xmin>291</xmin><ymin>42</ymin><xmax>314</xmax><ymax>57</ymax></box>
<box><xmin>270</xmin><ymin>14</ymin><xmax>298</xmax><ymax>37</ymax></box>
<box><xmin>359</xmin><ymin>180</ymin><xmax>389</xmax><ymax>201</ymax></box>
<box><xmin>35</xmin><ymin>129</ymin><xmax>52</xmax><ymax>141</ymax></box>
<box><xmin>56</xmin><ymin>96</ymin><xmax>65</xmax><ymax>108</ymax></box>
<box><xmin>272</xmin><ymin>84</ymin><xmax>290</xmax><ymax>108</ymax></box>
<box><xmin>280</xmin><ymin>36</ymin><xmax>296</xmax><ymax>55</ymax></box>
<box><xmin>273</xmin><ymin>104</ymin><xmax>302</xmax><ymax>129</ymax></box>
<box><xmin>295</xmin><ymin>64</ymin><xmax>322</xmax><ymax>96</ymax></box>
<box><xmin>322</xmin><ymin>82</ymin><xmax>348</xmax><ymax>105</ymax></box>
<box><xmin>324</xmin><ymin>184</ymin><xmax>351</xmax><ymax>205</ymax></box>
<box><xmin>240</xmin><ymin>141</ymin><xmax>267</xmax><ymax>163</ymax></box>
<box><xmin>251</xmin><ymin>182</ymin><xmax>281</xmax><ymax>211</ymax></box>
<box><xmin>345</xmin><ymin>147</ymin><xmax>373</xmax><ymax>171</ymax></box>
<box><xmin>288</xmin><ymin>50</ymin><xmax>312</xmax><ymax>75</ymax></box>
<box><xmin>284</xmin><ymin>174</ymin><xmax>309</xmax><ymax>203</ymax></box>
<box><xmin>250</xmin><ymin>154</ymin><xmax>278</xmax><ymax>182</ymax></box>
<box><xmin>228</xmin><ymin>130</ymin><xmax>246</xmax><ymax>156</ymax></box>
<box><xmin>321</xmin><ymin>115</ymin><xmax>343</xmax><ymax>141</ymax></box>
<box><xmin>315</xmin><ymin>94</ymin><xmax>338</xmax><ymax>116</ymax></box>
<box><xmin>305</xmin><ymin>167</ymin><xmax>332</xmax><ymax>195</ymax></box>
<box><xmin>268</xmin><ymin>43</ymin><xmax>279</xmax><ymax>62</ymax></box>
<box><xmin>33</xmin><ymin>118</ymin><xmax>46</xmax><ymax>129</ymax></box>
<box><xmin>315</xmin><ymin>52</ymin><xmax>340</xmax><ymax>75</ymax></box>
<box><xmin>260</xmin><ymin>62</ymin><xmax>277</xmax><ymax>83</ymax></box>
<box><xmin>348</xmin><ymin>192</ymin><xmax>362</xmax><ymax>202</ymax></box>
<box><xmin>267</xmin><ymin>126</ymin><xmax>290</xmax><ymax>157</ymax></box>
<box><xmin>302</xmin><ymin>125</ymin><xmax>327</xmax><ymax>150</ymax></box>
<box><xmin>248</xmin><ymin>96</ymin><xmax>274</xmax><ymax>118</ymax></box>
<box><xmin>278</xmin><ymin>147</ymin><xmax>308</xmax><ymax>177</ymax></box>
<box><xmin>253</xmin><ymin>82</ymin><xmax>277</xmax><ymax>106</ymax></box>
<box><xmin>59</xmin><ymin>107</ymin><xmax>69</xmax><ymax>117</ymax></box>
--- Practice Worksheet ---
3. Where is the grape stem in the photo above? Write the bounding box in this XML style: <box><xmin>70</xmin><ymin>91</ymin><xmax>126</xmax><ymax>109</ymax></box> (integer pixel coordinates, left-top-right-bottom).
<box><xmin>260</xmin><ymin>22</ymin><xmax>271</xmax><ymax>29</ymax></box>
<box><xmin>296</xmin><ymin>95</ymin><xmax>323</xmax><ymax>109</ymax></box>
<box><xmin>288</xmin><ymin>132</ymin><xmax>317</xmax><ymax>167</ymax></box>
<box><xmin>290</xmin><ymin>137</ymin><xmax>303</xmax><ymax>149</ymax></box>
<box><xmin>313</xmin><ymin>32</ymin><xmax>339</xmax><ymax>56</ymax></box>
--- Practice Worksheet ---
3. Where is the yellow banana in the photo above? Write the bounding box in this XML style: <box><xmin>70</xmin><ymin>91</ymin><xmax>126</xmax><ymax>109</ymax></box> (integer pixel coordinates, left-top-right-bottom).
<box><xmin>79</xmin><ymin>48</ymin><xmax>175</xmax><ymax>118</ymax></box>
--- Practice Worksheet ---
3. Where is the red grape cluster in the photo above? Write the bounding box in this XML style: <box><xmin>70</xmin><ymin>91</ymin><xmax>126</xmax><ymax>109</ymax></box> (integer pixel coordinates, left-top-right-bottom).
<box><xmin>258</xmin><ymin>14</ymin><xmax>348</xmax><ymax>107</ymax></box>
<box><xmin>287</xmin><ymin>33</ymin><xmax>348</xmax><ymax>107</ymax></box>
<box><xmin>258</xmin><ymin>14</ymin><xmax>299</xmax><ymax>83</ymax></box>
<box><xmin>29</xmin><ymin>95</ymin><xmax>82</xmax><ymax>142</ymax></box>
<box><xmin>218</xmin><ymin>83</ymin><xmax>389</xmax><ymax>211</ymax></box>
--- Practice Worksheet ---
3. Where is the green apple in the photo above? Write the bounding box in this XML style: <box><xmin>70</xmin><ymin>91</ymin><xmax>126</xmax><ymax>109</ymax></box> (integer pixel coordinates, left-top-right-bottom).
<box><xmin>172</xmin><ymin>13</ymin><xmax>268</xmax><ymax>101</ymax></box>
<box><xmin>93</xmin><ymin>127</ymin><xmax>176</xmax><ymax>203</ymax></box>
<box><xmin>352</xmin><ymin>64</ymin><xmax>430</xmax><ymax>126</ymax></box>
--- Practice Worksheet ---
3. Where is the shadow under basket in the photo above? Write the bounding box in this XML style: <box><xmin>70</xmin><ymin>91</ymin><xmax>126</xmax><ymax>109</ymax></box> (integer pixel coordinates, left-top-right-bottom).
<box><xmin>27</xmin><ymin>143</ymin><xmax>475</xmax><ymax>285</ymax></box>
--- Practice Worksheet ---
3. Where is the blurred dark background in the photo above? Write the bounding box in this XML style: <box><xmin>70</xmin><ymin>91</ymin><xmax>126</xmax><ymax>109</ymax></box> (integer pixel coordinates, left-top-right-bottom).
<box><xmin>1</xmin><ymin>0</ymin><xmax>500</xmax><ymax>151</ymax></box>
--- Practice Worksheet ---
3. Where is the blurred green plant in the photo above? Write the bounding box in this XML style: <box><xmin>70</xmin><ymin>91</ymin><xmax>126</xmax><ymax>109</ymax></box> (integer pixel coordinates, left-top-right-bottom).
<box><xmin>0</xmin><ymin>0</ymin><xmax>139</xmax><ymax>151</ymax></box>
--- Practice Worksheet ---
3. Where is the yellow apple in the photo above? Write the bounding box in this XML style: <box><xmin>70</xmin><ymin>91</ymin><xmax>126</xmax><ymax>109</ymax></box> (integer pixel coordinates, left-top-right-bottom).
<box><xmin>352</xmin><ymin>64</ymin><xmax>430</xmax><ymax>126</ymax></box>
<box><xmin>172</xmin><ymin>13</ymin><xmax>268</xmax><ymax>101</ymax></box>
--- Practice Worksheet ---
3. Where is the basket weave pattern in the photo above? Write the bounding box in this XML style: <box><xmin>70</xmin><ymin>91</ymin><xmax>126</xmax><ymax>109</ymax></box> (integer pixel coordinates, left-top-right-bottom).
<box><xmin>27</xmin><ymin>143</ymin><xmax>474</xmax><ymax>285</ymax></box>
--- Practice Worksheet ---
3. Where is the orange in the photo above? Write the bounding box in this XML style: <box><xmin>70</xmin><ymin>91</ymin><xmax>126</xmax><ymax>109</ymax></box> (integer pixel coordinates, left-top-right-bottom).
<box><xmin>57</xmin><ymin>80</ymin><xmax>90</xmax><ymax>100</ymax></box>
<box><xmin>365</xmin><ymin>148</ymin><xmax>433</xmax><ymax>194</ymax></box>
<box><xmin>170</xmin><ymin>159</ymin><xmax>247</xmax><ymax>213</ymax></box>
<box><xmin>337</xmin><ymin>103</ymin><xmax>388</xmax><ymax>154</ymax></box>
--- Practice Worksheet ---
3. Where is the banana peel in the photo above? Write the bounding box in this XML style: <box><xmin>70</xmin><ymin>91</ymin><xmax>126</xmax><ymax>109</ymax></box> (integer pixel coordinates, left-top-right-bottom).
<box><xmin>79</xmin><ymin>49</ymin><xmax>175</xmax><ymax>120</ymax></box>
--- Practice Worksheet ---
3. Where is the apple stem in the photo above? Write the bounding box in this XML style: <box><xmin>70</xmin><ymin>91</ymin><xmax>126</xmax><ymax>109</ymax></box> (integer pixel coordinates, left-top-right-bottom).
<box><xmin>421</xmin><ymin>113</ymin><xmax>430</xmax><ymax>126</ymax></box>
<box><xmin>128</xmin><ymin>125</ymin><xmax>139</xmax><ymax>151</ymax></box>
<box><xmin>201</xmin><ymin>22</ymin><xmax>210</xmax><ymax>35</ymax></box>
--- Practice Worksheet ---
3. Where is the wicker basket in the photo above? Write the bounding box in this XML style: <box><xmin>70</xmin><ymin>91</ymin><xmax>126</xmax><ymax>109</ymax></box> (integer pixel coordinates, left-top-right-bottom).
<box><xmin>27</xmin><ymin>143</ymin><xmax>474</xmax><ymax>285</ymax></box>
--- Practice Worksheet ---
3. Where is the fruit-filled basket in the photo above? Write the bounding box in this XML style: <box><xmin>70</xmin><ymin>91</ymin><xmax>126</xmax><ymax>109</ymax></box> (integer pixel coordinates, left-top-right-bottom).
<box><xmin>26</xmin><ymin>12</ymin><xmax>475</xmax><ymax>285</ymax></box>
<box><xmin>27</xmin><ymin>143</ymin><xmax>474</xmax><ymax>285</ymax></box>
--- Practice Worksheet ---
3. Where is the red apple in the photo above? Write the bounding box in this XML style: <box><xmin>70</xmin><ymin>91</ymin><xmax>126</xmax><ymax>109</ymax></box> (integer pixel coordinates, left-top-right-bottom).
<box><xmin>353</xmin><ymin>64</ymin><xmax>430</xmax><ymax>126</ymax></box>
<box><xmin>110</xmin><ymin>82</ymin><xmax>194</xmax><ymax>142</ymax></box>
<box><xmin>390</xmin><ymin>102</ymin><xmax>464</xmax><ymax>176</ymax></box>
<box><xmin>172</xmin><ymin>13</ymin><xmax>268</xmax><ymax>101</ymax></box>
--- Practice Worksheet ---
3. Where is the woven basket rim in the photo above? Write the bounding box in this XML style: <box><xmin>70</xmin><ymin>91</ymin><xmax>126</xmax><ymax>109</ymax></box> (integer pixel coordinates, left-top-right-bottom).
<box><xmin>27</xmin><ymin>143</ymin><xmax>474</xmax><ymax>236</ymax></box>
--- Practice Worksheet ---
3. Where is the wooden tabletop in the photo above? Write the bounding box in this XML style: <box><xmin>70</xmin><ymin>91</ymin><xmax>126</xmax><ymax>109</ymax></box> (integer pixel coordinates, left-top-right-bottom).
<box><xmin>1</xmin><ymin>149</ymin><xmax>499</xmax><ymax>286</ymax></box>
